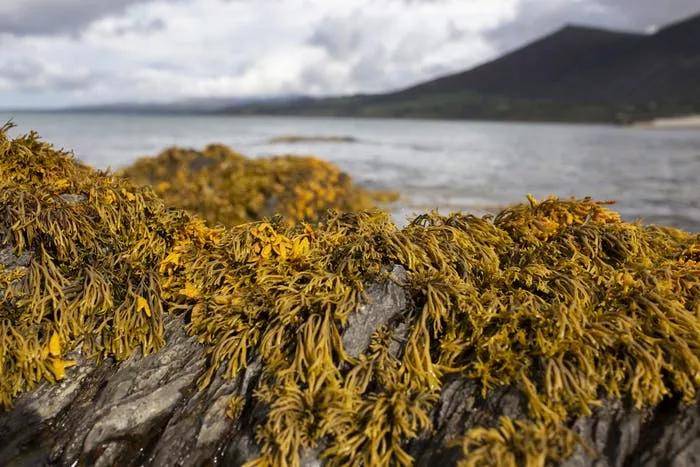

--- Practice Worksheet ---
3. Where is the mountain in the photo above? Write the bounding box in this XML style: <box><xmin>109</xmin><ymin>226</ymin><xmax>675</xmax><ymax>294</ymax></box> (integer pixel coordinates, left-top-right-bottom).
<box><xmin>226</xmin><ymin>13</ymin><xmax>700</xmax><ymax>123</ymax></box>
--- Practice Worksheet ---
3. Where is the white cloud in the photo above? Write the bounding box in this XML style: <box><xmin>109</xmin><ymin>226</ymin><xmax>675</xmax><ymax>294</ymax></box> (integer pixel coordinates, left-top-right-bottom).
<box><xmin>0</xmin><ymin>0</ymin><xmax>696</xmax><ymax>107</ymax></box>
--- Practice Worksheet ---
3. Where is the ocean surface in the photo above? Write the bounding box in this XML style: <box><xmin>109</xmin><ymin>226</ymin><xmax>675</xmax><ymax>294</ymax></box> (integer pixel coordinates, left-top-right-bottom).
<box><xmin>3</xmin><ymin>112</ymin><xmax>700</xmax><ymax>230</ymax></box>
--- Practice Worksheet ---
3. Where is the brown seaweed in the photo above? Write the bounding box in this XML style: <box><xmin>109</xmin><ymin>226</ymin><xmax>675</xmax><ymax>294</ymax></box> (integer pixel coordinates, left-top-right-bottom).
<box><xmin>2</xmin><ymin>126</ymin><xmax>699</xmax><ymax>466</ymax></box>
<box><xmin>120</xmin><ymin>144</ymin><xmax>396</xmax><ymax>227</ymax></box>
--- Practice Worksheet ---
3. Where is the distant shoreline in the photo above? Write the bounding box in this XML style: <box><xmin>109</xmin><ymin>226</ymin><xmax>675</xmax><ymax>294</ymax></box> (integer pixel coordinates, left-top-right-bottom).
<box><xmin>2</xmin><ymin>108</ymin><xmax>699</xmax><ymax>130</ymax></box>
<box><xmin>633</xmin><ymin>114</ymin><xmax>700</xmax><ymax>129</ymax></box>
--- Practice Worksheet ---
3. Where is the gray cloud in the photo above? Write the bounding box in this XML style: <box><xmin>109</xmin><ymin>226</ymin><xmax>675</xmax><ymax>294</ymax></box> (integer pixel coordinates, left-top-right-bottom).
<box><xmin>0</xmin><ymin>0</ymin><xmax>160</xmax><ymax>36</ymax></box>
<box><xmin>0</xmin><ymin>58</ymin><xmax>98</xmax><ymax>92</ymax></box>
<box><xmin>308</xmin><ymin>13</ymin><xmax>369</xmax><ymax>60</ymax></box>
<box><xmin>2</xmin><ymin>59</ymin><xmax>43</xmax><ymax>83</ymax></box>
<box><xmin>601</xmin><ymin>0</ymin><xmax>700</xmax><ymax>27</ymax></box>
<box><xmin>113</xmin><ymin>18</ymin><xmax>167</xmax><ymax>36</ymax></box>
<box><xmin>298</xmin><ymin>65</ymin><xmax>337</xmax><ymax>94</ymax></box>
<box><xmin>350</xmin><ymin>49</ymin><xmax>389</xmax><ymax>88</ymax></box>
<box><xmin>484</xmin><ymin>0</ymin><xmax>700</xmax><ymax>53</ymax></box>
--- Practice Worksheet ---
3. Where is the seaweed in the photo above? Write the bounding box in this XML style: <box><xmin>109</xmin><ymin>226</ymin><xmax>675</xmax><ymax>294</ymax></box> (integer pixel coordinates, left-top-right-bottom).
<box><xmin>1</xmin><ymin>126</ymin><xmax>699</xmax><ymax>466</ymax></box>
<box><xmin>452</xmin><ymin>417</ymin><xmax>580</xmax><ymax>467</ymax></box>
<box><xmin>164</xmin><ymin>199</ymin><xmax>699</xmax><ymax>465</ymax></box>
<box><xmin>0</xmin><ymin>124</ymin><xmax>190</xmax><ymax>406</ymax></box>
<box><xmin>121</xmin><ymin>144</ymin><xmax>397</xmax><ymax>227</ymax></box>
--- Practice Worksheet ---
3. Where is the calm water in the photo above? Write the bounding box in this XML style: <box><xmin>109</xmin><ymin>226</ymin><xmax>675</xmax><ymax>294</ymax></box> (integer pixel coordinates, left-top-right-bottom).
<box><xmin>3</xmin><ymin>112</ymin><xmax>700</xmax><ymax>230</ymax></box>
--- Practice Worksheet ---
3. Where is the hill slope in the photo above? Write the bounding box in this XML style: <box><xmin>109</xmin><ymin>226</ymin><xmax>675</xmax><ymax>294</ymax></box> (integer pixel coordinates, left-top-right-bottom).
<box><xmin>227</xmin><ymin>13</ymin><xmax>700</xmax><ymax>123</ymax></box>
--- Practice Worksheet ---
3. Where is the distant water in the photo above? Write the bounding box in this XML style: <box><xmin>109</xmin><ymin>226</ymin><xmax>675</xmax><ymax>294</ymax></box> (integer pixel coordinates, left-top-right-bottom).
<box><xmin>3</xmin><ymin>112</ymin><xmax>700</xmax><ymax>231</ymax></box>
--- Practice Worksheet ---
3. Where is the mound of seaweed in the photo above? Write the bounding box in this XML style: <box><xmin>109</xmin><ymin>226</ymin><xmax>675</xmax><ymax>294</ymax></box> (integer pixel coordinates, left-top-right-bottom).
<box><xmin>121</xmin><ymin>144</ymin><xmax>396</xmax><ymax>227</ymax></box>
<box><xmin>2</xmin><ymin>126</ymin><xmax>700</xmax><ymax>466</ymax></box>
<box><xmin>0</xmin><ymin>124</ymin><xmax>198</xmax><ymax>407</ymax></box>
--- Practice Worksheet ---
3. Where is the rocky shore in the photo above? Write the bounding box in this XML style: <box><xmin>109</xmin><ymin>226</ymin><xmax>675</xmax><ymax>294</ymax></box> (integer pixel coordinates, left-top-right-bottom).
<box><xmin>1</xmin><ymin>125</ymin><xmax>700</xmax><ymax>466</ymax></box>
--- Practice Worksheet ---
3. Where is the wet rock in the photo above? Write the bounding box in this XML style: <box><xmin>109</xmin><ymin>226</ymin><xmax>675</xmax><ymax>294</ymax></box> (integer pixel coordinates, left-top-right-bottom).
<box><xmin>58</xmin><ymin>193</ymin><xmax>87</xmax><ymax>205</ymax></box>
<box><xmin>342</xmin><ymin>265</ymin><xmax>407</xmax><ymax>358</ymax></box>
<box><xmin>0</xmin><ymin>245</ymin><xmax>31</xmax><ymax>270</ymax></box>
<box><xmin>410</xmin><ymin>377</ymin><xmax>529</xmax><ymax>466</ymax></box>
<box><xmin>563</xmin><ymin>397</ymin><xmax>700</xmax><ymax>467</ymax></box>
<box><xmin>409</xmin><ymin>376</ymin><xmax>700</xmax><ymax>467</ymax></box>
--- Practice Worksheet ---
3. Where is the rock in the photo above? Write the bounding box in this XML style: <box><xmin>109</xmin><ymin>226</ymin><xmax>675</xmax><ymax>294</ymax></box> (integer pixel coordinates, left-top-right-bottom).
<box><xmin>409</xmin><ymin>377</ymin><xmax>700</xmax><ymax>467</ymax></box>
<box><xmin>1</xmin><ymin>267</ymin><xmax>699</xmax><ymax>466</ymax></box>
<box><xmin>342</xmin><ymin>265</ymin><xmax>408</xmax><ymax>358</ymax></box>
<box><xmin>0</xmin><ymin>245</ymin><xmax>31</xmax><ymax>270</ymax></box>
<box><xmin>58</xmin><ymin>194</ymin><xmax>87</xmax><ymax>205</ymax></box>
<box><xmin>563</xmin><ymin>397</ymin><xmax>700</xmax><ymax>467</ymax></box>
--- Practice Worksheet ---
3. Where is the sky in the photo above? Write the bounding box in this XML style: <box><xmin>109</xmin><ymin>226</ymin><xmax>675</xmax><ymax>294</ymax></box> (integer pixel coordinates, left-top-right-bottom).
<box><xmin>0</xmin><ymin>0</ymin><xmax>698</xmax><ymax>108</ymax></box>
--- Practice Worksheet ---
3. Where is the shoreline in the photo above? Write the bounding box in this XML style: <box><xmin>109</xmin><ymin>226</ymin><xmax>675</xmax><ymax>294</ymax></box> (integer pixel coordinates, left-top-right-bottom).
<box><xmin>633</xmin><ymin>114</ymin><xmax>700</xmax><ymax>129</ymax></box>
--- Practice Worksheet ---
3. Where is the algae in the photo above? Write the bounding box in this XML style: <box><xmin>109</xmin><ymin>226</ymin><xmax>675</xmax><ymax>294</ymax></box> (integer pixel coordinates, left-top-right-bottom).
<box><xmin>162</xmin><ymin>198</ymin><xmax>700</xmax><ymax>466</ymax></box>
<box><xmin>453</xmin><ymin>417</ymin><xmax>580</xmax><ymax>467</ymax></box>
<box><xmin>2</xmin><ymin>125</ymin><xmax>700</xmax><ymax>466</ymax></box>
<box><xmin>121</xmin><ymin>144</ymin><xmax>396</xmax><ymax>227</ymax></box>
<box><xmin>0</xmin><ymin>124</ymin><xmax>190</xmax><ymax>407</ymax></box>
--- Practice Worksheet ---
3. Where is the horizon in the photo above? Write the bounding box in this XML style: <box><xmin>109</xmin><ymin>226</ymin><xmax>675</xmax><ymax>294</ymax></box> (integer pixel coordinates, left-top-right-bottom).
<box><xmin>1</xmin><ymin>0</ymin><xmax>698</xmax><ymax>110</ymax></box>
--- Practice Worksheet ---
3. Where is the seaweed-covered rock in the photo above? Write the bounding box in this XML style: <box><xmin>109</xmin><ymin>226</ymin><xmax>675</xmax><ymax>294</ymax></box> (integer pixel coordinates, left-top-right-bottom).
<box><xmin>2</xmin><ymin>126</ymin><xmax>700</xmax><ymax>466</ymax></box>
<box><xmin>410</xmin><ymin>378</ymin><xmax>700</xmax><ymax>466</ymax></box>
<box><xmin>2</xmin><ymin>273</ymin><xmax>700</xmax><ymax>466</ymax></box>
<box><xmin>120</xmin><ymin>144</ymin><xmax>396</xmax><ymax>227</ymax></box>
<box><xmin>159</xmin><ymin>204</ymin><xmax>699</xmax><ymax>466</ymax></box>
<box><xmin>0</xmin><ymin>272</ymin><xmax>406</xmax><ymax>466</ymax></box>
<box><xmin>0</xmin><ymin>125</ymin><xmax>193</xmax><ymax>409</ymax></box>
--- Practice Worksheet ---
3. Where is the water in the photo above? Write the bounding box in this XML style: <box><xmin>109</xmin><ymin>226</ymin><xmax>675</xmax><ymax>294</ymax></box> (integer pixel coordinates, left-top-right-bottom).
<box><xmin>3</xmin><ymin>112</ymin><xmax>700</xmax><ymax>230</ymax></box>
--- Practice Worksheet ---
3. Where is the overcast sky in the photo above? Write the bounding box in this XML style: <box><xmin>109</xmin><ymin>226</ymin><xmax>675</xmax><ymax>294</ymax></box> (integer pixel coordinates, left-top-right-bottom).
<box><xmin>0</xmin><ymin>0</ymin><xmax>697</xmax><ymax>108</ymax></box>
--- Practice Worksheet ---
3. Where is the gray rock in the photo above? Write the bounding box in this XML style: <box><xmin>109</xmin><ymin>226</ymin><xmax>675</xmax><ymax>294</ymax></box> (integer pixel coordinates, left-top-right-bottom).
<box><xmin>0</xmin><ymin>245</ymin><xmax>31</xmax><ymax>270</ymax></box>
<box><xmin>58</xmin><ymin>194</ymin><xmax>87</xmax><ymax>205</ymax></box>
<box><xmin>1</xmin><ymin>243</ymin><xmax>31</xmax><ymax>303</ymax></box>
<box><xmin>1</xmin><ymin>265</ymin><xmax>699</xmax><ymax>466</ymax></box>
<box><xmin>563</xmin><ymin>397</ymin><xmax>700</xmax><ymax>467</ymax></box>
<box><xmin>409</xmin><ymin>377</ymin><xmax>700</xmax><ymax>467</ymax></box>
<box><xmin>342</xmin><ymin>265</ymin><xmax>408</xmax><ymax>357</ymax></box>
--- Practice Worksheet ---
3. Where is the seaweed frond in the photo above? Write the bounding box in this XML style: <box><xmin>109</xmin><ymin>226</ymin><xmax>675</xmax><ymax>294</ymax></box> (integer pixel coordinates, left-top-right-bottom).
<box><xmin>453</xmin><ymin>417</ymin><xmax>580</xmax><ymax>467</ymax></box>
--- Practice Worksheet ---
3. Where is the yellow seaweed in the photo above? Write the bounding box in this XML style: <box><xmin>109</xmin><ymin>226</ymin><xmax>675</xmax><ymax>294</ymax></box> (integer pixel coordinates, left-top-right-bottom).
<box><xmin>453</xmin><ymin>417</ymin><xmax>581</xmax><ymax>467</ymax></box>
<box><xmin>1</xmin><ymin>125</ymin><xmax>700</xmax><ymax>466</ymax></box>
<box><xmin>121</xmin><ymin>144</ymin><xmax>397</xmax><ymax>227</ymax></box>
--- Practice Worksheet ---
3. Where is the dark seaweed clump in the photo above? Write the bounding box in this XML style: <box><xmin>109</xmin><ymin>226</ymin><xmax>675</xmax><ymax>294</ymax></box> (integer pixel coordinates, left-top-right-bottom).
<box><xmin>2</xmin><ymin>126</ymin><xmax>700</xmax><ymax>466</ymax></box>
<box><xmin>121</xmin><ymin>144</ymin><xmax>397</xmax><ymax>227</ymax></box>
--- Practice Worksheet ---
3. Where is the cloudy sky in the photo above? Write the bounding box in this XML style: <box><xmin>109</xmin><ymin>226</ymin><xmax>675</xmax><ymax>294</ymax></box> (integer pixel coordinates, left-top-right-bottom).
<box><xmin>0</xmin><ymin>0</ymin><xmax>698</xmax><ymax>108</ymax></box>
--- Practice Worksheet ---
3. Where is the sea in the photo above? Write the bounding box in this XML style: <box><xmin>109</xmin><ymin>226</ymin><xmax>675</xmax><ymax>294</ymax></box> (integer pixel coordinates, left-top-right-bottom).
<box><xmin>3</xmin><ymin>112</ymin><xmax>700</xmax><ymax>231</ymax></box>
